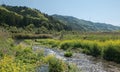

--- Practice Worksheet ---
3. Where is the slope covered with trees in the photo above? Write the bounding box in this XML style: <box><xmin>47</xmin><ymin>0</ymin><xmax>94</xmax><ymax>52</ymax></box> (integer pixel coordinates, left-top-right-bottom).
<box><xmin>0</xmin><ymin>5</ymin><xmax>120</xmax><ymax>33</ymax></box>
<box><xmin>52</xmin><ymin>14</ymin><xmax>120</xmax><ymax>32</ymax></box>
<box><xmin>0</xmin><ymin>5</ymin><xmax>71</xmax><ymax>33</ymax></box>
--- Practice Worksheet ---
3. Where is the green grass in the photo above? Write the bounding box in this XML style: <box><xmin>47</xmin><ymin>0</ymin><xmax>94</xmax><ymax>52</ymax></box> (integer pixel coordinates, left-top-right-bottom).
<box><xmin>35</xmin><ymin>39</ymin><xmax>60</xmax><ymax>48</ymax></box>
<box><xmin>62</xmin><ymin>32</ymin><xmax>120</xmax><ymax>41</ymax></box>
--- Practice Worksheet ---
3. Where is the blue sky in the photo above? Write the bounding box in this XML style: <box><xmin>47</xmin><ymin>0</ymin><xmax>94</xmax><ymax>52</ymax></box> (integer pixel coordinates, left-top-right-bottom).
<box><xmin>0</xmin><ymin>0</ymin><xmax>120</xmax><ymax>26</ymax></box>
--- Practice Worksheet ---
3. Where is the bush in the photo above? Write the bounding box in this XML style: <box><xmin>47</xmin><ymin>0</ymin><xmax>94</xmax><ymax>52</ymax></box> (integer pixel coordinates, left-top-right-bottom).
<box><xmin>60</xmin><ymin>40</ymin><xmax>74</xmax><ymax>50</ymax></box>
<box><xmin>43</xmin><ymin>55</ymin><xmax>68</xmax><ymax>72</ymax></box>
<box><xmin>103</xmin><ymin>43</ymin><xmax>120</xmax><ymax>63</ymax></box>
<box><xmin>64</xmin><ymin>51</ymin><xmax>73</xmax><ymax>57</ymax></box>
<box><xmin>0</xmin><ymin>55</ymin><xmax>33</xmax><ymax>72</ymax></box>
<box><xmin>68</xmin><ymin>63</ymin><xmax>80</xmax><ymax>72</ymax></box>
<box><xmin>43</xmin><ymin>55</ymin><xmax>78</xmax><ymax>72</ymax></box>
<box><xmin>14</xmin><ymin>44</ymin><xmax>44</xmax><ymax>64</ymax></box>
<box><xmin>82</xmin><ymin>48</ymin><xmax>91</xmax><ymax>55</ymax></box>
<box><xmin>86</xmin><ymin>42</ymin><xmax>102</xmax><ymax>57</ymax></box>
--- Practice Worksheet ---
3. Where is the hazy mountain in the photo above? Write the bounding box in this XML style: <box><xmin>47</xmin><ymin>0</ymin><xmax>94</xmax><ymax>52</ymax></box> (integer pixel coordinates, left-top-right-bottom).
<box><xmin>52</xmin><ymin>14</ymin><xmax>120</xmax><ymax>32</ymax></box>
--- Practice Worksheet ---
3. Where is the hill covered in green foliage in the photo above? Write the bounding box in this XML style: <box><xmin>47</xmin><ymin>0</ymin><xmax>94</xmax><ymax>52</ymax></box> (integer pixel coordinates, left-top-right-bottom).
<box><xmin>0</xmin><ymin>5</ymin><xmax>71</xmax><ymax>33</ymax></box>
<box><xmin>0</xmin><ymin>5</ymin><xmax>120</xmax><ymax>33</ymax></box>
<box><xmin>52</xmin><ymin>14</ymin><xmax>120</xmax><ymax>32</ymax></box>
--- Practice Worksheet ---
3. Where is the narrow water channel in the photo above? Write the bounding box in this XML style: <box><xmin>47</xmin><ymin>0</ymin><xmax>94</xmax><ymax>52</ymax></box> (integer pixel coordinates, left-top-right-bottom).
<box><xmin>33</xmin><ymin>46</ymin><xmax>120</xmax><ymax>72</ymax></box>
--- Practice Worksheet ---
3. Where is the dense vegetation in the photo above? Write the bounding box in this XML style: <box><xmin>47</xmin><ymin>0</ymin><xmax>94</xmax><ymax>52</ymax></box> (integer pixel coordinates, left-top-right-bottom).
<box><xmin>1</xmin><ymin>4</ymin><xmax>120</xmax><ymax>72</ymax></box>
<box><xmin>35</xmin><ymin>33</ymin><xmax>120</xmax><ymax>63</ymax></box>
<box><xmin>0</xmin><ymin>30</ymin><xmax>77</xmax><ymax>72</ymax></box>
<box><xmin>64</xmin><ymin>51</ymin><xmax>73</xmax><ymax>57</ymax></box>
<box><xmin>0</xmin><ymin>5</ymin><xmax>71</xmax><ymax>34</ymax></box>
<box><xmin>52</xmin><ymin>14</ymin><xmax>120</xmax><ymax>32</ymax></box>
<box><xmin>1</xmin><ymin>5</ymin><xmax>120</xmax><ymax>34</ymax></box>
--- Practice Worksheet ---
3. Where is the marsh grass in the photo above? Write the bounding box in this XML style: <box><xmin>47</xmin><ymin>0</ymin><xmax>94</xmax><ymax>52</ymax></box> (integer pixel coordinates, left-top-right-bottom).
<box><xmin>37</xmin><ymin>39</ymin><xmax>120</xmax><ymax>63</ymax></box>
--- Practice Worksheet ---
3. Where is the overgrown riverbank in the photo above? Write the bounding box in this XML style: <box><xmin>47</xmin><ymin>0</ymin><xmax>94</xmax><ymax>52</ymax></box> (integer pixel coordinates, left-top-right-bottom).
<box><xmin>0</xmin><ymin>31</ymin><xmax>77</xmax><ymax>72</ymax></box>
<box><xmin>34</xmin><ymin>39</ymin><xmax>120</xmax><ymax>63</ymax></box>
<box><xmin>1</xmin><ymin>28</ymin><xmax>120</xmax><ymax>72</ymax></box>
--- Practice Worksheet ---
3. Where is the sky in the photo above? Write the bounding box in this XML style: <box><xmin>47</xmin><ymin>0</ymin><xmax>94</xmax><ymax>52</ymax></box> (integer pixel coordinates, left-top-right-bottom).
<box><xmin>0</xmin><ymin>0</ymin><xmax>120</xmax><ymax>26</ymax></box>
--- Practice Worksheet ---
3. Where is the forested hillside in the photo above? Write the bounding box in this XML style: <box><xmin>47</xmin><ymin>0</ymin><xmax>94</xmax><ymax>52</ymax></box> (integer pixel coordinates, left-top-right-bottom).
<box><xmin>0</xmin><ymin>5</ymin><xmax>71</xmax><ymax>33</ymax></box>
<box><xmin>52</xmin><ymin>14</ymin><xmax>120</xmax><ymax>32</ymax></box>
<box><xmin>0</xmin><ymin>5</ymin><xmax>120</xmax><ymax>33</ymax></box>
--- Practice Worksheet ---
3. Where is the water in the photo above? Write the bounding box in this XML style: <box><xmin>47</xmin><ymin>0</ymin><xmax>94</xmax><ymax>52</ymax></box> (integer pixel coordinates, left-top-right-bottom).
<box><xmin>33</xmin><ymin>46</ymin><xmax>120</xmax><ymax>72</ymax></box>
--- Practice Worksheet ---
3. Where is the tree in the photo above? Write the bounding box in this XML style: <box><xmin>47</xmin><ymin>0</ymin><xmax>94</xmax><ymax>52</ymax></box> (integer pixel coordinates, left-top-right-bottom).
<box><xmin>36</xmin><ymin>26</ymin><xmax>48</xmax><ymax>34</ymax></box>
<box><xmin>26</xmin><ymin>24</ymin><xmax>35</xmax><ymax>32</ymax></box>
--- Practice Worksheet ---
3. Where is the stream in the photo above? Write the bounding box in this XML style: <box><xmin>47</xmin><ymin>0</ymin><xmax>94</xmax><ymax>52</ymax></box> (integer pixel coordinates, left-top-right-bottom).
<box><xmin>33</xmin><ymin>46</ymin><xmax>120</xmax><ymax>72</ymax></box>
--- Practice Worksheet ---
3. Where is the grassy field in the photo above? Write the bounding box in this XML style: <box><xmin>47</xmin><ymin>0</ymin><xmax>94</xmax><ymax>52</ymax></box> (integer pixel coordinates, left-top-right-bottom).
<box><xmin>62</xmin><ymin>32</ymin><xmax>120</xmax><ymax>41</ymax></box>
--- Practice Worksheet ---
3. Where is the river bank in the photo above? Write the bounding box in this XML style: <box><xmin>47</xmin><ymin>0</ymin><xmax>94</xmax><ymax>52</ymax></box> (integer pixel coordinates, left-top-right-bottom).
<box><xmin>33</xmin><ymin>45</ymin><xmax>120</xmax><ymax>72</ymax></box>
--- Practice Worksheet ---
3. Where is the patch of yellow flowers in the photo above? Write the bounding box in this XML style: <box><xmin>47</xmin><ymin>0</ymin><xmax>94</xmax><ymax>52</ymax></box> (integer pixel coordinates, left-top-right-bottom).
<box><xmin>0</xmin><ymin>55</ymin><xmax>27</xmax><ymax>72</ymax></box>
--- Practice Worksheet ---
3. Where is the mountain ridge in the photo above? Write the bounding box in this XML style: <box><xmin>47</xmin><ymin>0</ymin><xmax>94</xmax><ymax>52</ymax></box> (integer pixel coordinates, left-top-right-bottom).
<box><xmin>52</xmin><ymin>14</ymin><xmax>120</xmax><ymax>32</ymax></box>
<box><xmin>0</xmin><ymin>5</ymin><xmax>120</xmax><ymax>33</ymax></box>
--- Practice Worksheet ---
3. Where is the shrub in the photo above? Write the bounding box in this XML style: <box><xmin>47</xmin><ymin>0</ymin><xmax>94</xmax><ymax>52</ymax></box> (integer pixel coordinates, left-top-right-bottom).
<box><xmin>14</xmin><ymin>44</ymin><xmax>44</xmax><ymax>64</ymax></box>
<box><xmin>68</xmin><ymin>63</ymin><xmax>80</xmax><ymax>72</ymax></box>
<box><xmin>60</xmin><ymin>40</ymin><xmax>74</xmax><ymax>50</ymax></box>
<box><xmin>64</xmin><ymin>51</ymin><xmax>73</xmax><ymax>57</ymax></box>
<box><xmin>103</xmin><ymin>43</ymin><xmax>120</xmax><ymax>63</ymax></box>
<box><xmin>0</xmin><ymin>55</ymin><xmax>31</xmax><ymax>72</ymax></box>
<box><xmin>43</xmin><ymin>55</ymin><xmax>68</xmax><ymax>72</ymax></box>
<box><xmin>45</xmin><ymin>39</ymin><xmax>60</xmax><ymax>48</ymax></box>
<box><xmin>43</xmin><ymin>55</ymin><xmax>78</xmax><ymax>72</ymax></box>
<box><xmin>82</xmin><ymin>48</ymin><xmax>91</xmax><ymax>55</ymax></box>
<box><xmin>87</xmin><ymin>42</ymin><xmax>102</xmax><ymax>57</ymax></box>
